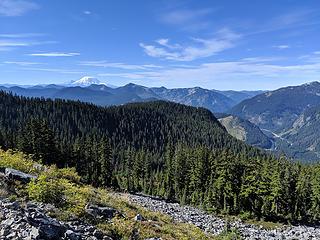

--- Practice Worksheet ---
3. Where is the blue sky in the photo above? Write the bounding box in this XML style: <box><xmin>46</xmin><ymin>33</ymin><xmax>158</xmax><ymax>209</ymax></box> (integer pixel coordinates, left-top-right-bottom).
<box><xmin>1</xmin><ymin>0</ymin><xmax>320</xmax><ymax>90</ymax></box>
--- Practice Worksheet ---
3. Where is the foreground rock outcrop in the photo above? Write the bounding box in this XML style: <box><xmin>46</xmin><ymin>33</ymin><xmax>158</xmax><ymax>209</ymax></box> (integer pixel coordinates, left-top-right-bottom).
<box><xmin>128</xmin><ymin>194</ymin><xmax>320</xmax><ymax>240</ymax></box>
<box><xmin>2</xmin><ymin>167</ymin><xmax>37</xmax><ymax>183</ymax></box>
<box><xmin>0</xmin><ymin>199</ymin><xmax>113</xmax><ymax>240</ymax></box>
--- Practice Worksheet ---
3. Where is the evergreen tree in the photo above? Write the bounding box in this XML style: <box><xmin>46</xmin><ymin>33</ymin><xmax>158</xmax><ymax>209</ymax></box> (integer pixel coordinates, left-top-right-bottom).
<box><xmin>98</xmin><ymin>137</ymin><xmax>113</xmax><ymax>187</ymax></box>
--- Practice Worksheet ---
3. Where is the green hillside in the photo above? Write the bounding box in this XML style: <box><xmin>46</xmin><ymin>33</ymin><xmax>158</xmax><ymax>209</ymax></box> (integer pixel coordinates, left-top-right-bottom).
<box><xmin>1</xmin><ymin>91</ymin><xmax>320</xmax><ymax>224</ymax></box>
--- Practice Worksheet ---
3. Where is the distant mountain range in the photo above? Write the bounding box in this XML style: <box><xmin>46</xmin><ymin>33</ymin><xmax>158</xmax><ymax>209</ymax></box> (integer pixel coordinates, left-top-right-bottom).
<box><xmin>230</xmin><ymin>81</ymin><xmax>320</xmax><ymax>162</ymax></box>
<box><xmin>151</xmin><ymin>87</ymin><xmax>234</xmax><ymax>113</ymax></box>
<box><xmin>0</xmin><ymin>78</ymin><xmax>264</xmax><ymax>113</ymax></box>
<box><xmin>230</xmin><ymin>82</ymin><xmax>320</xmax><ymax>131</ymax></box>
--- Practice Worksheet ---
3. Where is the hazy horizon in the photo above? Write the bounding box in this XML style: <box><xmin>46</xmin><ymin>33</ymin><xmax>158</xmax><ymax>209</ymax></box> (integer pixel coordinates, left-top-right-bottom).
<box><xmin>2</xmin><ymin>77</ymin><xmax>320</xmax><ymax>92</ymax></box>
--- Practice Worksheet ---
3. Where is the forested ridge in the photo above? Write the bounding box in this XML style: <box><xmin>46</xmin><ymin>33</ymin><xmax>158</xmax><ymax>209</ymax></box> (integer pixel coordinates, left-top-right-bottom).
<box><xmin>0</xmin><ymin>91</ymin><xmax>320</xmax><ymax>224</ymax></box>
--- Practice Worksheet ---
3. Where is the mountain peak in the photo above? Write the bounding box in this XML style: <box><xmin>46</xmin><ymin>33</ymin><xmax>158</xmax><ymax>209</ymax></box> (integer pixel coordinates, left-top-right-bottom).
<box><xmin>71</xmin><ymin>76</ymin><xmax>106</xmax><ymax>87</ymax></box>
<box><xmin>301</xmin><ymin>81</ymin><xmax>320</xmax><ymax>87</ymax></box>
<box><xmin>124</xmin><ymin>83</ymin><xmax>143</xmax><ymax>88</ymax></box>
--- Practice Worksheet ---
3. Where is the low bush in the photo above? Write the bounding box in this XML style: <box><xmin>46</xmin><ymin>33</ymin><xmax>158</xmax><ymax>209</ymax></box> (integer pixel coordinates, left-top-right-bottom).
<box><xmin>27</xmin><ymin>166</ymin><xmax>94</xmax><ymax>216</ymax></box>
<box><xmin>0</xmin><ymin>149</ymin><xmax>38</xmax><ymax>174</ymax></box>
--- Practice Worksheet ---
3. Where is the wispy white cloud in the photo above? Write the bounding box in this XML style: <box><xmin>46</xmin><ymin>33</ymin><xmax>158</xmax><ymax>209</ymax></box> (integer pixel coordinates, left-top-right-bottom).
<box><xmin>159</xmin><ymin>8</ymin><xmax>214</xmax><ymax>31</ymax></box>
<box><xmin>0</xmin><ymin>40</ymin><xmax>30</xmax><ymax>47</ymax></box>
<box><xmin>273</xmin><ymin>45</ymin><xmax>290</xmax><ymax>49</ymax></box>
<box><xmin>140</xmin><ymin>43</ymin><xmax>179</xmax><ymax>60</ymax></box>
<box><xmin>29</xmin><ymin>52</ymin><xmax>80</xmax><ymax>57</ymax></box>
<box><xmin>248</xmin><ymin>9</ymin><xmax>320</xmax><ymax>36</ymax></box>
<box><xmin>271</xmin><ymin>9</ymin><xmax>316</xmax><ymax>28</ymax></box>
<box><xmin>21</xmin><ymin>67</ymin><xmax>84</xmax><ymax>74</ymax></box>
<box><xmin>241</xmin><ymin>57</ymin><xmax>285</xmax><ymax>62</ymax></box>
<box><xmin>4</xmin><ymin>61</ymin><xmax>44</xmax><ymax>66</ymax></box>
<box><xmin>98</xmin><ymin>72</ymin><xmax>159</xmax><ymax>79</ymax></box>
<box><xmin>0</xmin><ymin>33</ymin><xmax>44</xmax><ymax>38</ymax></box>
<box><xmin>156</xmin><ymin>38</ymin><xmax>181</xmax><ymax>49</ymax></box>
<box><xmin>0</xmin><ymin>39</ymin><xmax>56</xmax><ymax>51</ymax></box>
<box><xmin>140</xmin><ymin>28</ymin><xmax>240</xmax><ymax>61</ymax></box>
<box><xmin>96</xmin><ymin>58</ymin><xmax>320</xmax><ymax>89</ymax></box>
<box><xmin>160</xmin><ymin>8</ymin><xmax>212</xmax><ymax>25</ymax></box>
<box><xmin>80</xmin><ymin>61</ymin><xmax>162</xmax><ymax>70</ymax></box>
<box><xmin>83</xmin><ymin>10</ymin><xmax>91</xmax><ymax>15</ymax></box>
<box><xmin>0</xmin><ymin>0</ymin><xmax>39</xmax><ymax>16</ymax></box>
<box><xmin>299</xmin><ymin>51</ymin><xmax>320</xmax><ymax>63</ymax></box>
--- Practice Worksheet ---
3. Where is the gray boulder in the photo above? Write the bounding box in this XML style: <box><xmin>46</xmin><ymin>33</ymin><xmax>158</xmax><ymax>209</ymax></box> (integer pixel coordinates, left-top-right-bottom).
<box><xmin>65</xmin><ymin>229</ymin><xmax>82</xmax><ymax>240</ymax></box>
<box><xmin>85</xmin><ymin>204</ymin><xmax>120</xmax><ymax>220</ymax></box>
<box><xmin>4</xmin><ymin>168</ymin><xmax>36</xmax><ymax>183</ymax></box>
<box><xmin>27</xmin><ymin>212</ymin><xmax>66</xmax><ymax>240</ymax></box>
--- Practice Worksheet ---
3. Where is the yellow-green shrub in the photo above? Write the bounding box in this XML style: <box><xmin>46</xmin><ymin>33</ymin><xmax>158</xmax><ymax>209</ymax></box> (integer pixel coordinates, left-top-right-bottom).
<box><xmin>63</xmin><ymin>182</ymin><xmax>94</xmax><ymax>216</ymax></box>
<box><xmin>0</xmin><ymin>149</ymin><xmax>38</xmax><ymax>174</ymax></box>
<box><xmin>27</xmin><ymin>165</ymin><xmax>95</xmax><ymax>216</ymax></box>
<box><xmin>27</xmin><ymin>175</ymin><xmax>65</xmax><ymax>206</ymax></box>
<box><xmin>46</xmin><ymin>166</ymin><xmax>81</xmax><ymax>184</ymax></box>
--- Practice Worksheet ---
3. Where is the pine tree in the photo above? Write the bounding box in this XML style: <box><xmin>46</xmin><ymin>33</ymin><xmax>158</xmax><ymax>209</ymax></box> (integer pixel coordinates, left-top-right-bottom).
<box><xmin>164</xmin><ymin>144</ymin><xmax>175</xmax><ymax>200</ymax></box>
<box><xmin>311</xmin><ymin>166</ymin><xmax>320</xmax><ymax>220</ymax></box>
<box><xmin>18</xmin><ymin>119</ymin><xmax>58</xmax><ymax>165</ymax></box>
<box><xmin>98</xmin><ymin>137</ymin><xmax>113</xmax><ymax>187</ymax></box>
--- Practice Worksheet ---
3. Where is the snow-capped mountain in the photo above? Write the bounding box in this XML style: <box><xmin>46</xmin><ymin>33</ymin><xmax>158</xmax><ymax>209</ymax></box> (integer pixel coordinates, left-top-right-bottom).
<box><xmin>70</xmin><ymin>76</ymin><xmax>106</xmax><ymax>87</ymax></box>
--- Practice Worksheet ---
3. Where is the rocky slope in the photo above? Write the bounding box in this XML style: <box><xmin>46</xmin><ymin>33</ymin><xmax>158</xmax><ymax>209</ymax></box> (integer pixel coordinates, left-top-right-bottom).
<box><xmin>0</xmin><ymin>199</ymin><xmax>112</xmax><ymax>240</ymax></box>
<box><xmin>218</xmin><ymin>115</ymin><xmax>272</xmax><ymax>149</ymax></box>
<box><xmin>128</xmin><ymin>194</ymin><xmax>320</xmax><ymax>240</ymax></box>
